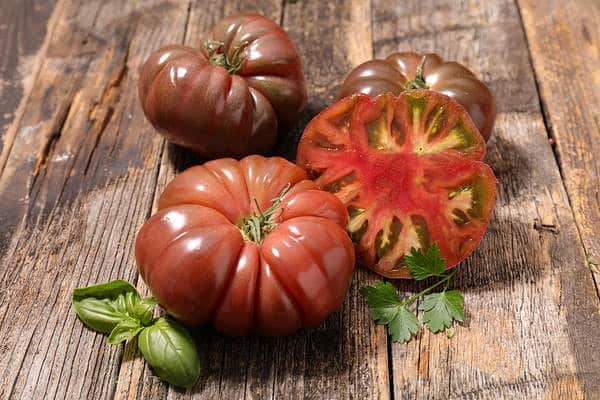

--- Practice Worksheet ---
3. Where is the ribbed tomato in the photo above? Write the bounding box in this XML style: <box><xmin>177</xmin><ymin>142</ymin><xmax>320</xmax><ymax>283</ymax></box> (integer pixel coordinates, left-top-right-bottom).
<box><xmin>135</xmin><ymin>156</ymin><xmax>355</xmax><ymax>336</ymax></box>
<box><xmin>338</xmin><ymin>52</ymin><xmax>496</xmax><ymax>141</ymax></box>
<box><xmin>138</xmin><ymin>13</ymin><xmax>307</xmax><ymax>158</ymax></box>
<box><xmin>296</xmin><ymin>90</ymin><xmax>496</xmax><ymax>278</ymax></box>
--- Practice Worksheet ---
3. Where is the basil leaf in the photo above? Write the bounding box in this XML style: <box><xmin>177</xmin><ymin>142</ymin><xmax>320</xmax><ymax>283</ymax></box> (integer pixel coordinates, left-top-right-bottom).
<box><xmin>131</xmin><ymin>297</ymin><xmax>157</xmax><ymax>326</ymax></box>
<box><xmin>73</xmin><ymin>280</ymin><xmax>138</xmax><ymax>302</ymax></box>
<box><xmin>72</xmin><ymin>280</ymin><xmax>143</xmax><ymax>334</ymax></box>
<box><xmin>138</xmin><ymin>317</ymin><xmax>201</xmax><ymax>388</ymax></box>
<box><xmin>112</xmin><ymin>291</ymin><xmax>142</xmax><ymax>315</ymax></box>
<box><xmin>73</xmin><ymin>298</ymin><xmax>128</xmax><ymax>334</ymax></box>
<box><xmin>108</xmin><ymin>318</ymin><xmax>144</xmax><ymax>345</ymax></box>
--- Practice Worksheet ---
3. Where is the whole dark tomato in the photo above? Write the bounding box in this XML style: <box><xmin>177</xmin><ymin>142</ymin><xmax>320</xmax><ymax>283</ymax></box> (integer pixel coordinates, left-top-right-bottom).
<box><xmin>296</xmin><ymin>90</ymin><xmax>496</xmax><ymax>278</ymax></box>
<box><xmin>138</xmin><ymin>13</ymin><xmax>307</xmax><ymax>158</ymax></box>
<box><xmin>135</xmin><ymin>155</ymin><xmax>355</xmax><ymax>336</ymax></box>
<box><xmin>338</xmin><ymin>52</ymin><xmax>496</xmax><ymax>141</ymax></box>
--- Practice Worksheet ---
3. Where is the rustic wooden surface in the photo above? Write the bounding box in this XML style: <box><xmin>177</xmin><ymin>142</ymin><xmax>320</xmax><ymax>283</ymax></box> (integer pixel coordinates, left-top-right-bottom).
<box><xmin>0</xmin><ymin>0</ymin><xmax>598</xmax><ymax>399</ymax></box>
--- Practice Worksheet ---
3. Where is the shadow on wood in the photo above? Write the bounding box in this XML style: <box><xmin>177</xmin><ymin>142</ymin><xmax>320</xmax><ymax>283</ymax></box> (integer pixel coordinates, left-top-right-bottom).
<box><xmin>486</xmin><ymin>134</ymin><xmax>533</xmax><ymax>198</ymax></box>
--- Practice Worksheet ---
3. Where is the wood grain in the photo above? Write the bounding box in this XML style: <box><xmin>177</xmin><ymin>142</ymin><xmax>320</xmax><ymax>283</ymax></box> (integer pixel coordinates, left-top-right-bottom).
<box><xmin>371</xmin><ymin>0</ymin><xmax>600</xmax><ymax>399</ymax></box>
<box><xmin>517</xmin><ymin>0</ymin><xmax>600</xmax><ymax>296</ymax></box>
<box><xmin>0</xmin><ymin>0</ymin><xmax>57</xmax><ymax>165</ymax></box>
<box><xmin>0</xmin><ymin>0</ymin><xmax>190</xmax><ymax>398</ymax></box>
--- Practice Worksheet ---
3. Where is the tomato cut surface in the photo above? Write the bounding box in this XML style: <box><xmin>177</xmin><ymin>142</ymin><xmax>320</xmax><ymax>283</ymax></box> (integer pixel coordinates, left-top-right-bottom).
<box><xmin>296</xmin><ymin>90</ymin><xmax>497</xmax><ymax>278</ymax></box>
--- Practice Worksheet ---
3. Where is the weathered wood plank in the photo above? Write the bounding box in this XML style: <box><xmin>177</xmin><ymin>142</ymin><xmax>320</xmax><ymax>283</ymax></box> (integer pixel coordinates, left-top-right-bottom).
<box><xmin>278</xmin><ymin>2</ymin><xmax>389</xmax><ymax>399</ymax></box>
<box><xmin>0</xmin><ymin>0</ymin><xmax>191</xmax><ymax>398</ymax></box>
<box><xmin>115</xmin><ymin>0</ymin><xmax>390</xmax><ymax>399</ymax></box>
<box><xmin>371</xmin><ymin>0</ymin><xmax>600</xmax><ymax>398</ymax></box>
<box><xmin>517</xmin><ymin>0</ymin><xmax>600</xmax><ymax>296</ymax></box>
<box><xmin>0</xmin><ymin>0</ymin><xmax>57</xmax><ymax>165</ymax></box>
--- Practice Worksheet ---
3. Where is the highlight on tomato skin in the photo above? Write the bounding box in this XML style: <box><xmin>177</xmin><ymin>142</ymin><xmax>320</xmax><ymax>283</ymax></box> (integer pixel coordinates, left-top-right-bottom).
<box><xmin>296</xmin><ymin>90</ymin><xmax>497</xmax><ymax>279</ymax></box>
<box><xmin>134</xmin><ymin>155</ymin><xmax>355</xmax><ymax>337</ymax></box>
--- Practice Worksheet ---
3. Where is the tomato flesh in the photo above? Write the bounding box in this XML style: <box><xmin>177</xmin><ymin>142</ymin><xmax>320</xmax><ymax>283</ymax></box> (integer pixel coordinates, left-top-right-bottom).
<box><xmin>297</xmin><ymin>90</ymin><xmax>496</xmax><ymax>278</ymax></box>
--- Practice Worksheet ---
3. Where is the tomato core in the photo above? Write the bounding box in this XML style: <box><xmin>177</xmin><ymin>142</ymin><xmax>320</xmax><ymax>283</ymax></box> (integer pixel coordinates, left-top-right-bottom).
<box><xmin>362</xmin><ymin>152</ymin><xmax>419</xmax><ymax>204</ymax></box>
<box><xmin>205</xmin><ymin>40</ymin><xmax>245</xmax><ymax>75</ymax></box>
<box><xmin>238</xmin><ymin>184</ymin><xmax>290</xmax><ymax>243</ymax></box>
<box><xmin>403</xmin><ymin>56</ymin><xmax>429</xmax><ymax>90</ymax></box>
<box><xmin>326</xmin><ymin>148</ymin><xmax>451</xmax><ymax>231</ymax></box>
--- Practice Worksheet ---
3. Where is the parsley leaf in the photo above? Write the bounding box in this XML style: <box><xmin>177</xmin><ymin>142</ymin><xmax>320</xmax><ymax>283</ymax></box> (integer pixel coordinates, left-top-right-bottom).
<box><xmin>404</xmin><ymin>244</ymin><xmax>446</xmax><ymax>280</ymax></box>
<box><xmin>361</xmin><ymin>243</ymin><xmax>467</xmax><ymax>343</ymax></box>
<box><xmin>360</xmin><ymin>282</ymin><xmax>419</xmax><ymax>343</ymax></box>
<box><xmin>419</xmin><ymin>290</ymin><xmax>464</xmax><ymax>333</ymax></box>
<box><xmin>388</xmin><ymin>306</ymin><xmax>419</xmax><ymax>343</ymax></box>
<box><xmin>360</xmin><ymin>281</ymin><xmax>401</xmax><ymax>310</ymax></box>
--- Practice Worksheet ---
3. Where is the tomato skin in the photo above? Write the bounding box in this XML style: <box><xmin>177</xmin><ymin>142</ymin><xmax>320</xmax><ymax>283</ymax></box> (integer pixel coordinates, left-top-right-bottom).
<box><xmin>138</xmin><ymin>14</ymin><xmax>307</xmax><ymax>158</ymax></box>
<box><xmin>135</xmin><ymin>156</ymin><xmax>355</xmax><ymax>336</ymax></box>
<box><xmin>297</xmin><ymin>91</ymin><xmax>497</xmax><ymax>279</ymax></box>
<box><xmin>338</xmin><ymin>52</ymin><xmax>496</xmax><ymax>141</ymax></box>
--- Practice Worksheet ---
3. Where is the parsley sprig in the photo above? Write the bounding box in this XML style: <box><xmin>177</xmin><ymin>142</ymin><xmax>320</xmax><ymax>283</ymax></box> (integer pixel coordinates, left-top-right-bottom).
<box><xmin>360</xmin><ymin>243</ymin><xmax>465</xmax><ymax>343</ymax></box>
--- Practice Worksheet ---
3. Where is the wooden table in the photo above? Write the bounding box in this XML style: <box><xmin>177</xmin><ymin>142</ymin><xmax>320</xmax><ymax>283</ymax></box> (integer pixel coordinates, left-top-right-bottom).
<box><xmin>1</xmin><ymin>0</ymin><xmax>599</xmax><ymax>399</ymax></box>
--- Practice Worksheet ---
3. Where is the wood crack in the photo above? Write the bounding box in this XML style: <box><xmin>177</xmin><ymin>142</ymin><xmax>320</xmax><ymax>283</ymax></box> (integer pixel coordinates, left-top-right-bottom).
<box><xmin>386</xmin><ymin>332</ymin><xmax>394</xmax><ymax>400</ymax></box>
<box><xmin>30</xmin><ymin>97</ymin><xmax>74</xmax><ymax>193</ymax></box>
<box><xmin>84</xmin><ymin>46</ymin><xmax>129</xmax><ymax>175</ymax></box>
<box><xmin>513</xmin><ymin>1</ymin><xmax>562</xmax><ymax>177</ymax></box>
<box><xmin>182</xmin><ymin>1</ymin><xmax>192</xmax><ymax>44</ymax></box>
<box><xmin>279</xmin><ymin>0</ymin><xmax>286</xmax><ymax>26</ymax></box>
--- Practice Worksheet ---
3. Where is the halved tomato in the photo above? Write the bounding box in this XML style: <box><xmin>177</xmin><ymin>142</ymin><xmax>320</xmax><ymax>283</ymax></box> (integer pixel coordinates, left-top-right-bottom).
<box><xmin>296</xmin><ymin>90</ymin><xmax>496</xmax><ymax>278</ymax></box>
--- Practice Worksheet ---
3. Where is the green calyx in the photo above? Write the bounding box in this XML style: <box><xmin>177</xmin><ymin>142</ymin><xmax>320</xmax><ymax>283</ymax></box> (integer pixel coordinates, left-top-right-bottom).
<box><xmin>404</xmin><ymin>56</ymin><xmax>429</xmax><ymax>90</ymax></box>
<box><xmin>239</xmin><ymin>183</ymin><xmax>291</xmax><ymax>243</ymax></box>
<box><xmin>204</xmin><ymin>40</ymin><xmax>246</xmax><ymax>75</ymax></box>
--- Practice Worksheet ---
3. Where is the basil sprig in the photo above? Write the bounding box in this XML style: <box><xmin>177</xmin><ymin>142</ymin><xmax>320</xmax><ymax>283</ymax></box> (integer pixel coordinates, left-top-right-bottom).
<box><xmin>72</xmin><ymin>280</ymin><xmax>201</xmax><ymax>388</ymax></box>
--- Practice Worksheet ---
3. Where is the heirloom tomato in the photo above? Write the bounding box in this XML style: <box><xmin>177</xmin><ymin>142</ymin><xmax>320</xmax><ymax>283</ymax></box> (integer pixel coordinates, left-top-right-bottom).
<box><xmin>296</xmin><ymin>91</ymin><xmax>496</xmax><ymax>278</ymax></box>
<box><xmin>135</xmin><ymin>156</ymin><xmax>355</xmax><ymax>336</ymax></box>
<box><xmin>138</xmin><ymin>13</ymin><xmax>307</xmax><ymax>158</ymax></box>
<box><xmin>338</xmin><ymin>52</ymin><xmax>496</xmax><ymax>141</ymax></box>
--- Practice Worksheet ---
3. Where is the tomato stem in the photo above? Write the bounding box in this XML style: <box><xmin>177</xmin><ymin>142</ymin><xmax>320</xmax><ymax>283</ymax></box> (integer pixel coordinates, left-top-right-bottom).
<box><xmin>404</xmin><ymin>56</ymin><xmax>429</xmax><ymax>90</ymax></box>
<box><xmin>204</xmin><ymin>40</ymin><xmax>247</xmax><ymax>75</ymax></box>
<box><xmin>239</xmin><ymin>183</ymin><xmax>291</xmax><ymax>243</ymax></box>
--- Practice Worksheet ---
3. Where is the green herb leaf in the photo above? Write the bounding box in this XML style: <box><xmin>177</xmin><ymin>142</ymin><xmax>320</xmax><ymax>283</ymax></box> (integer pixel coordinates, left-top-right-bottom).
<box><xmin>387</xmin><ymin>306</ymin><xmax>420</xmax><ymax>343</ymax></box>
<box><xmin>72</xmin><ymin>280</ymin><xmax>202</xmax><ymax>388</ymax></box>
<box><xmin>73</xmin><ymin>280</ymin><xmax>142</xmax><ymax>334</ymax></box>
<box><xmin>72</xmin><ymin>298</ymin><xmax>128</xmax><ymax>334</ymax></box>
<box><xmin>404</xmin><ymin>244</ymin><xmax>447</xmax><ymax>280</ymax></box>
<box><xmin>138</xmin><ymin>317</ymin><xmax>201</xmax><ymax>388</ymax></box>
<box><xmin>361</xmin><ymin>243</ymin><xmax>466</xmax><ymax>343</ymax></box>
<box><xmin>108</xmin><ymin>318</ymin><xmax>144</xmax><ymax>345</ymax></box>
<box><xmin>419</xmin><ymin>290</ymin><xmax>464</xmax><ymax>333</ymax></box>
<box><xmin>360</xmin><ymin>282</ymin><xmax>419</xmax><ymax>343</ymax></box>
<box><xmin>131</xmin><ymin>297</ymin><xmax>157</xmax><ymax>326</ymax></box>
<box><xmin>360</xmin><ymin>281</ymin><xmax>401</xmax><ymax>309</ymax></box>
<box><xmin>73</xmin><ymin>280</ymin><xmax>138</xmax><ymax>302</ymax></box>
